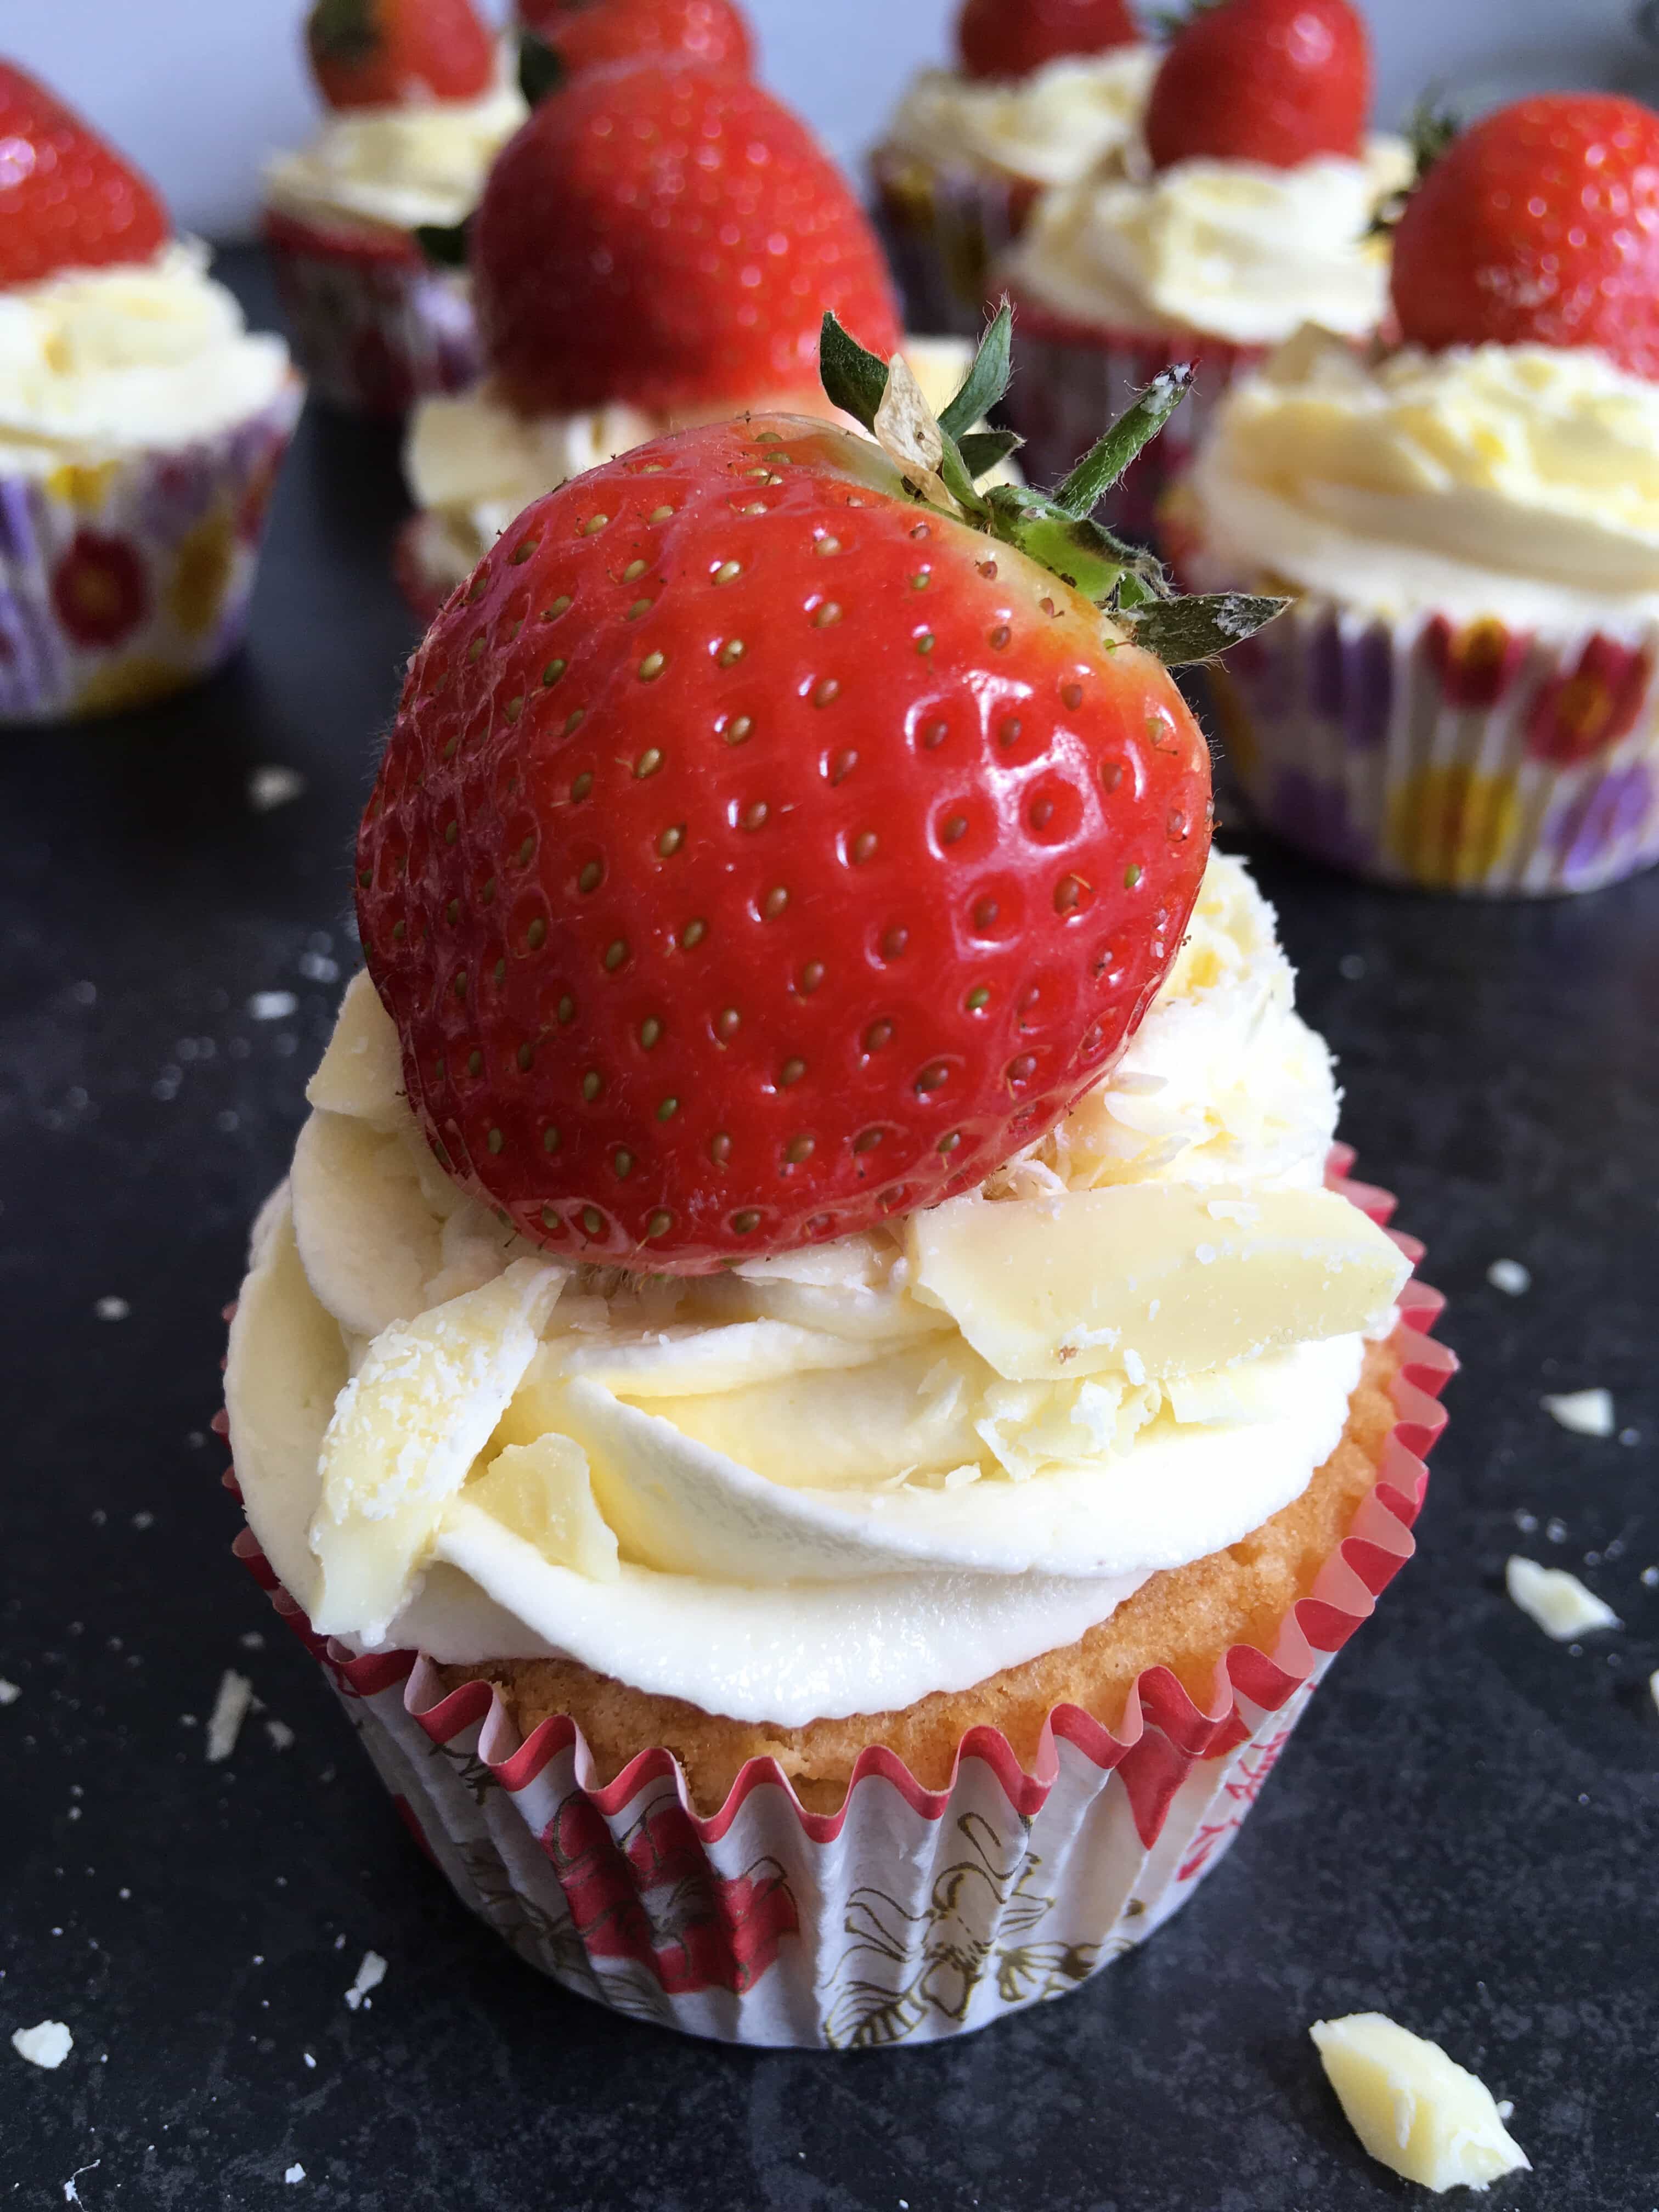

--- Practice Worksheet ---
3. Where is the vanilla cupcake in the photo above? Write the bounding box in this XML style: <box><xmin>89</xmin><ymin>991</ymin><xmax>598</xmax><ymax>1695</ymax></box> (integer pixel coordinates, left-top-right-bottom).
<box><xmin>0</xmin><ymin>63</ymin><xmax>298</xmax><ymax>724</ymax></box>
<box><xmin>222</xmin><ymin>320</ymin><xmax>1444</xmax><ymax>2045</ymax></box>
<box><xmin>997</xmin><ymin>0</ymin><xmax>1404</xmax><ymax>538</ymax></box>
<box><xmin>1176</xmin><ymin>93</ymin><xmax>1659</xmax><ymax>895</ymax></box>
<box><xmin>262</xmin><ymin>0</ymin><xmax>525</xmax><ymax>414</ymax></box>
<box><xmin>871</xmin><ymin>0</ymin><xmax>1156</xmax><ymax>338</ymax></box>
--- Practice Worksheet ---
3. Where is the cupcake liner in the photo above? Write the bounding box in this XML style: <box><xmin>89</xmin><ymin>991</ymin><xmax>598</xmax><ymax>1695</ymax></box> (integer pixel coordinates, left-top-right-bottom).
<box><xmin>1184</xmin><ymin>576</ymin><xmax>1659</xmax><ymax>896</ymax></box>
<box><xmin>264</xmin><ymin>210</ymin><xmax>483</xmax><ymax>417</ymax></box>
<box><xmin>224</xmin><ymin>1162</ymin><xmax>1451</xmax><ymax>2047</ymax></box>
<box><xmin>870</xmin><ymin>149</ymin><xmax>1041</xmax><ymax>340</ymax></box>
<box><xmin>999</xmin><ymin>294</ymin><xmax>1263</xmax><ymax>543</ymax></box>
<box><xmin>0</xmin><ymin>376</ymin><xmax>303</xmax><ymax>726</ymax></box>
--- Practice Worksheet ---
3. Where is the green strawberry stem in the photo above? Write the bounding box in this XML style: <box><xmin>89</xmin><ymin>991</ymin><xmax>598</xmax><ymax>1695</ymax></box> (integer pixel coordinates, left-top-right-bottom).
<box><xmin>820</xmin><ymin>306</ymin><xmax>1285</xmax><ymax>667</ymax></box>
<box><xmin>1368</xmin><ymin>99</ymin><xmax>1461</xmax><ymax>237</ymax></box>
<box><xmin>517</xmin><ymin>28</ymin><xmax>567</xmax><ymax>106</ymax></box>
<box><xmin>308</xmin><ymin>0</ymin><xmax>381</xmax><ymax>65</ymax></box>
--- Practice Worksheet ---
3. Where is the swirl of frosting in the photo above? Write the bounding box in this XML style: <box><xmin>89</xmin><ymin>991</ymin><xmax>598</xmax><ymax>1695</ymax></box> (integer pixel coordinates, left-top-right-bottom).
<box><xmin>263</xmin><ymin>60</ymin><xmax>527</xmax><ymax>235</ymax></box>
<box><xmin>227</xmin><ymin>857</ymin><xmax>1408</xmax><ymax>1726</ymax></box>
<box><xmin>1002</xmin><ymin>138</ymin><xmax>1409</xmax><ymax>346</ymax></box>
<box><xmin>881</xmin><ymin>50</ymin><xmax>1158</xmax><ymax>187</ymax></box>
<box><xmin>1189</xmin><ymin>325</ymin><xmax>1659</xmax><ymax>627</ymax></box>
<box><xmin>0</xmin><ymin>240</ymin><xmax>293</xmax><ymax>464</ymax></box>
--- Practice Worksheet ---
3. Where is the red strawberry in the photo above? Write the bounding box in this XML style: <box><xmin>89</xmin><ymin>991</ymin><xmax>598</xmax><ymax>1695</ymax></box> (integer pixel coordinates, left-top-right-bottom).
<box><xmin>306</xmin><ymin>0</ymin><xmax>496</xmax><ymax>110</ymax></box>
<box><xmin>0</xmin><ymin>63</ymin><xmax>168</xmax><ymax>290</ymax></box>
<box><xmin>517</xmin><ymin>0</ymin><xmax>754</xmax><ymax>78</ymax></box>
<box><xmin>1143</xmin><ymin>0</ymin><xmax>1368</xmax><ymax>173</ymax></box>
<box><xmin>472</xmin><ymin>62</ymin><xmax>901</xmax><ymax>417</ymax></box>
<box><xmin>356</xmin><ymin>321</ymin><xmax>1281</xmax><ymax>1271</ymax></box>
<box><xmin>957</xmin><ymin>0</ymin><xmax>1141</xmax><ymax>82</ymax></box>
<box><xmin>1390</xmin><ymin>95</ymin><xmax>1659</xmax><ymax>382</ymax></box>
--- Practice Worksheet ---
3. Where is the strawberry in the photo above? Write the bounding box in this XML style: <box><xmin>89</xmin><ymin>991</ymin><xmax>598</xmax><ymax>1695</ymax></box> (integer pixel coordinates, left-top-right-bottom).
<box><xmin>356</xmin><ymin>315</ymin><xmax>1284</xmax><ymax>1271</ymax></box>
<box><xmin>1143</xmin><ymin>0</ymin><xmax>1368</xmax><ymax>173</ymax></box>
<box><xmin>472</xmin><ymin>61</ymin><xmax>902</xmax><ymax>417</ymax></box>
<box><xmin>517</xmin><ymin>0</ymin><xmax>754</xmax><ymax>78</ymax></box>
<box><xmin>0</xmin><ymin>64</ymin><xmax>168</xmax><ymax>290</ymax></box>
<box><xmin>957</xmin><ymin>0</ymin><xmax>1141</xmax><ymax>82</ymax></box>
<box><xmin>306</xmin><ymin>0</ymin><xmax>496</xmax><ymax>110</ymax></box>
<box><xmin>1390</xmin><ymin>95</ymin><xmax>1659</xmax><ymax>381</ymax></box>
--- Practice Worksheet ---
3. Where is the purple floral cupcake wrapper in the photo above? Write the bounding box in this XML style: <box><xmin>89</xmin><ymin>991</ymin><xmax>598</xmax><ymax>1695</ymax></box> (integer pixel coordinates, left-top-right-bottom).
<box><xmin>267</xmin><ymin>220</ymin><xmax>483</xmax><ymax>416</ymax></box>
<box><xmin>870</xmin><ymin>149</ymin><xmax>1038</xmax><ymax>341</ymax></box>
<box><xmin>0</xmin><ymin>375</ymin><xmax>304</xmax><ymax>726</ymax></box>
<box><xmin>1198</xmin><ymin>589</ymin><xmax>1659</xmax><ymax>896</ymax></box>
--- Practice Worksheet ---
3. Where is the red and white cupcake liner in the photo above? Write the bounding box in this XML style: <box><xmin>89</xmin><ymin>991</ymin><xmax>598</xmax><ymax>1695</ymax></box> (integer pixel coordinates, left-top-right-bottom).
<box><xmin>224</xmin><ymin>1160</ymin><xmax>1450</xmax><ymax>2047</ymax></box>
<box><xmin>264</xmin><ymin>210</ymin><xmax>483</xmax><ymax>418</ymax></box>
<box><xmin>1179</xmin><ymin>568</ymin><xmax>1659</xmax><ymax>895</ymax></box>
<box><xmin>870</xmin><ymin>149</ymin><xmax>1041</xmax><ymax>341</ymax></box>
<box><xmin>999</xmin><ymin>292</ymin><xmax>1264</xmax><ymax>543</ymax></box>
<box><xmin>0</xmin><ymin>375</ymin><xmax>303</xmax><ymax>726</ymax></box>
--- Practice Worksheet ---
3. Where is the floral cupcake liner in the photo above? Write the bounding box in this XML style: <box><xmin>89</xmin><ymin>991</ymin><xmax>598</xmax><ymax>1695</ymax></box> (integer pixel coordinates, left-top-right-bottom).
<box><xmin>0</xmin><ymin>376</ymin><xmax>303</xmax><ymax>726</ymax></box>
<box><xmin>870</xmin><ymin>148</ymin><xmax>1041</xmax><ymax>340</ymax></box>
<box><xmin>222</xmin><ymin>1165</ymin><xmax>1451</xmax><ymax>2049</ymax></box>
<box><xmin>998</xmin><ymin>294</ymin><xmax>1263</xmax><ymax>543</ymax></box>
<box><xmin>1183</xmin><ymin>575</ymin><xmax>1659</xmax><ymax>895</ymax></box>
<box><xmin>264</xmin><ymin>210</ymin><xmax>483</xmax><ymax>417</ymax></box>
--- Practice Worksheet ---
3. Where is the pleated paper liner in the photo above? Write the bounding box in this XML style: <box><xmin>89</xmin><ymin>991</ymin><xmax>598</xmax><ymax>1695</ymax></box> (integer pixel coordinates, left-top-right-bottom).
<box><xmin>1171</xmin><ymin>542</ymin><xmax>1659</xmax><ymax>895</ymax></box>
<box><xmin>264</xmin><ymin>210</ymin><xmax>483</xmax><ymax>418</ymax></box>
<box><xmin>0</xmin><ymin>375</ymin><xmax>303</xmax><ymax>726</ymax></box>
<box><xmin>992</xmin><ymin>289</ymin><xmax>1262</xmax><ymax>546</ymax></box>
<box><xmin>222</xmin><ymin>1159</ymin><xmax>1452</xmax><ymax>2047</ymax></box>
<box><xmin>870</xmin><ymin>148</ymin><xmax>1041</xmax><ymax>342</ymax></box>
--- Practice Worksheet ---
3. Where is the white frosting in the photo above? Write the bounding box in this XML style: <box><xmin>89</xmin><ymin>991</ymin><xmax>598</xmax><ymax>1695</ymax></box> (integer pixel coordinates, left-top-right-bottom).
<box><xmin>1188</xmin><ymin>326</ymin><xmax>1659</xmax><ymax>629</ymax></box>
<box><xmin>263</xmin><ymin>57</ymin><xmax>527</xmax><ymax>235</ymax></box>
<box><xmin>403</xmin><ymin>334</ymin><xmax>1005</xmax><ymax>584</ymax></box>
<box><xmin>881</xmin><ymin>50</ymin><xmax>1158</xmax><ymax>187</ymax></box>
<box><xmin>1002</xmin><ymin>137</ymin><xmax>1410</xmax><ymax>346</ymax></box>
<box><xmin>0</xmin><ymin>241</ymin><xmax>293</xmax><ymax>466</ymax></box>
<box><xmin>227</xmin><ymin>857</ymin><xmax>1395</xmax><ymax>1725</ymax></box>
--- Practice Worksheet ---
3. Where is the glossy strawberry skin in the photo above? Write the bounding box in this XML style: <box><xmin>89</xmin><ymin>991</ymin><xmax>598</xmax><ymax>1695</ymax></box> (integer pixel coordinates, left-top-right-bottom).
<box><xmin>0</xmin><ymin>64</ymin><xmax>168</xmax><ymax>290</ymax></box>
<box><xmin>518</xmin><ymin>0</ymin><xmax>754</xmax><ymax>76</ymax></box>
<box><xmin>957</xmin><ymin>0</ymin><xmax>1140</xmax><ymax>81</ymax></box>
<box><xmin>306</xmin><ymin>0</ymin><xmax>496</xmax><ymax>110</ymax></box>
<box><xmin>357</xmin><ymin>415</ymin><xmax>1211</xmax><ymax>1273</ymax></box>
<box><xmin>1391</xmin><ymin>95</ymin><xmax>1659</xmax><ymax>381</ymax></box>
<box><xmin>472</xmin><ymin>63</ymin><xmax>901</xmax><ymax>417</ymax></box>
<box><xmin>1143</xmin><ymin>0</ymin><xmax>1368</xmax><ymax>172</ymax></box>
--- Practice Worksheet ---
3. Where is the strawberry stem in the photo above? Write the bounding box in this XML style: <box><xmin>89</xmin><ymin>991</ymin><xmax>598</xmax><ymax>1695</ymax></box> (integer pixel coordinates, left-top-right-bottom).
<box><xmin>817</xmin><ymin>309</ymin><xmax>1288</xmax><ymax>667</ymax></box>
<box><xmin>517</xmin><ymin>29</ymin><xmax>567</xmax><ymax>105</ymax></box>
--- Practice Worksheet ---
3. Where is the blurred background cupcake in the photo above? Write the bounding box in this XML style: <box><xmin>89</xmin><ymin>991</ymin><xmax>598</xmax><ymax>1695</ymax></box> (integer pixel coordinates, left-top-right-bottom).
<box><xmin>1172</xmin><ymin>92</ymin><xmax>1659</xmax><ymax>896</ymax></box>
<box><xmin>870</xmin><ymin>0</ymin><xmax>1155</xmax><ymax>339</ymax></box>
<box><xmin>998</xmin><ymin>0</ymin><xmax>1407</xmax><ymax>540</ymax></box>
<box><xmin>399</xmin><ymin>55</ymin><xmax>991</xmax><ymax>617</ymax></box>
<box><xmin>262</xmin><ymin>0</ymin><xmax>525</xmax><ymax>415</ymax></box>
<box><xmin>0</xmin><ymin>60</ymin><xmax>300</xmax><ymax>724</ymax></box>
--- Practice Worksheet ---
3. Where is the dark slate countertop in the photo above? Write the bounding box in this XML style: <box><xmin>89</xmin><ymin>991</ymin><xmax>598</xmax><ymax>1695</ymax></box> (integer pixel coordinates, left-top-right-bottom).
<box><xmin>2</xmin><ymin>250</ymin><xmax>1656</xmax><ymax>2212</ymax></box>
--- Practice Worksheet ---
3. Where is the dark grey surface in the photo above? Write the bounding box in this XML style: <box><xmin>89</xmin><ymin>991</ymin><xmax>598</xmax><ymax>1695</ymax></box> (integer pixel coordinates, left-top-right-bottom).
<box><xmin>2</xmin><ymin>251</ymin><xmax>1657</xmax><ymax>2211</ymax></box>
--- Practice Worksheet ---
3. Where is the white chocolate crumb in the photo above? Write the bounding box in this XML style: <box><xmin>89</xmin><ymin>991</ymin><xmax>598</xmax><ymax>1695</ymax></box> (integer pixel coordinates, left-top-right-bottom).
<box><xmin>248</xmin><ymin>990</ymin><xmax>298</xmax><ymax>1022</ymax></box>
<box><xmin>205</xmin><ymin>1670</ymin><xmax>254</xmax><ymax>1763</ymax></box>
<box><xmin>94</xmin><ymin>1296</ymin><xmax>129</xmax><ymax>1322</ymax></box>
<box><xmin>1311</xmin><ymin>2012</ymin><xmax>1530</xmax><ymax>2193</ymax></box>
<box><xmin>12</xmin><ymin>2021</ymin><xmax>72</xmax><ymax>2069</ymax></box>
<box><xmin>284</xmin><ymin>2164</ymin><xmax>306</xmax><ymax>2185</ymax></box>
<box><xmin>1486</xmin><ymin>1259</ymin><xmax>1530</xmax><ymax>1296</ymax></box>
<box><xmin>1542</xmin><ymin>1388</ymin><xmax>1615</xmax><ymax>1437</ymax></box>
<box><xmin>265</xmin><ymin>1718</ymin><xmax>296</xmax><ymax>1751</ymax></box>
<box><xmin>249</xmin><ymin>765</ymin><xmax>307</xmax><ymax>813</ymax></box>
<box><xmin>1505</xmin><ymin>1557</ymin><xmax>1620</xmax><ymax>1641</ymax></box>
<box><xmin>0</xmin><ymin>1679</ymin><xmax>19</xmax><ymax>1706</ymax></box>
<box><xmin>343</xmin><ymin>1950</ymin><xmax>387</xmax><ymax>2011</ymax></box>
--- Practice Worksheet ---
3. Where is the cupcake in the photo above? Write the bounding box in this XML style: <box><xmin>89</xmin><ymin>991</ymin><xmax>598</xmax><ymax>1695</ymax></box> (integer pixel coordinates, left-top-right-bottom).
<box><xmin>262</xmin><ymin>0</ymin><xmax>527</xmax><ymax>415</ymax></box>
<box><xmin>997</xmin><ymin>0</ymin><xmax>1408</xmax><ymax>538</ymax></box>
<box><xmin>398</xmin><ymin>58</ymin><xmax>998</xmax><ymax>618</ymax></box>
<box><xmin>0</xmin><ymin>61</ymin><xmax>301</xmax><ymax>724</ymax></box>
<box><xmin>1176</xmin><ymin>93</ymin><xmax>1659</xmax><ymax>896</ymax></box>
<box><xmin>223</xmin><ymin>326</ymin><xmax>1448</xmax><ymax>2046</ymax></box>
<box><xmin>871</xmin><ymin>0</ymin><xmax>1156</xmax><ymax>338</ymax></box>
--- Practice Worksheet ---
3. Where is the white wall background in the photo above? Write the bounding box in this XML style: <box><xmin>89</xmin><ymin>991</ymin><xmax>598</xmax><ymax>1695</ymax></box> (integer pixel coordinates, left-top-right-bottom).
<box><xmin>8</xmin><ymin>0</ymin><xmax>1657</xmax><ymax>239</ymax></box>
